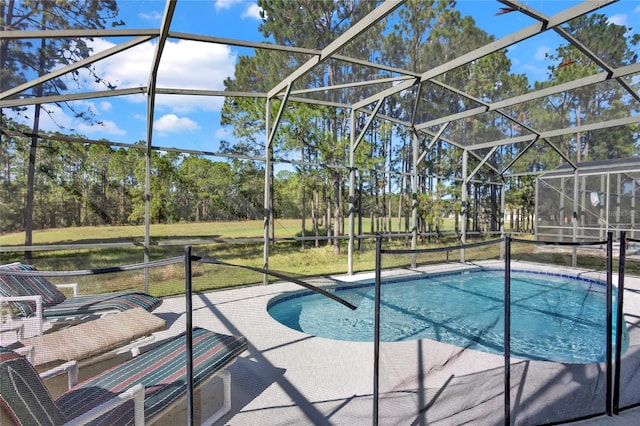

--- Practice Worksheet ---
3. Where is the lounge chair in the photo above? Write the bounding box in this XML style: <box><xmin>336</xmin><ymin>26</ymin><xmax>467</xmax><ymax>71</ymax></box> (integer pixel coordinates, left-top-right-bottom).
<box><xmin>0</xmin><ymin>327</ymin><xmax>248</xmax><ymax>425</ymax></box>
<box><xmin>0</xmin><ymin>262</ymin><xmax>162</xmax><ymax>338</ymax></box>
<box><xmin>10</xmin><ymin>307</ymin><xmax>166</xmax><ymax>372</ymax></box>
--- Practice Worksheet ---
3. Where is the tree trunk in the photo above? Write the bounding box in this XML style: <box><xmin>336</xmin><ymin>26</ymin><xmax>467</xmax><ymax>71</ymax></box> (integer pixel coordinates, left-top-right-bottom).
<box><xmin>370</xmin><ymin>171</ymin><xmax>375</xmax><ymax>234</ymax></box>
<box><xmin>387</xmin><ymin>181</ymin><xmax>392</xmax><ymax>242</ymax></box>
<box><xmin>312</xmin><ymin>189</ymin><xmax>319</xmax><ymax>248</ymax></box>
<box><xmin>24</xmin><ymin>29</ymin><xmax>48</xmax><ymax>262</ymax></box>
<box><xmin>325</xmin><ymin>185</ymin><xmax>331</xmax><ymax>245</ymax></box>
<box><xmin>397</xmin><ymin>191</ymin><xmax>403</xmax><ymax>237</ymax></box>
<box><xmin>332</xmin><ymin>168</ymin><xmax>340</xmax><ymax>255</ymax></box>
<box><xmin>339</xmin><ymin>177</ymin><xmax>344</xmax><ymax>235</ymax></box>
<box><xmin>576</xmin><ymin>103</ymin><xmax>582</xmax><ymax>162</ymax></box>
<box><xmin>403</xmin><ymin>146</ymin><xmax>410</xmax><ymax>246</ymax></box>
<box><xmin>358</xmin><ymin>175</ymin><xmax>363</xmax><ymax>252</ymax></box>
<box><xmin>24</xmin><ymin>126</ymin><xmax>38</xmax><ymax>262</ymax></box>
<box><xmin>510</xmin><ymin>208</ymin><xmax>514</xmax><ymax>232</ymax></box>
<box><xmin>300</xmin><ymin>146</ymin><xmax>306</xmax><ymax>250</ymax></box>
<box><xmin>387</xmin><ymin>137</ymin><xmax>393</xmax><ymax>242</ymax></box>
<box><xmin>381</xmin><ymin>181</ymin><xmax>387</xmax><ymax>234</ymax></box>
<box><xmin>269</xmin><ymin>163</ymin><xmax>275</xmax><ymax>240</ymax></box>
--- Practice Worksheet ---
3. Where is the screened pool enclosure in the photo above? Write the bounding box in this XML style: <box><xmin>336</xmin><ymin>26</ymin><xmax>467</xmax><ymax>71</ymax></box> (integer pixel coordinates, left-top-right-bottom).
<box><xmin>2</xmin><ymin>0</ymin><xmax>640</xmax><ymax>425</ymax></box>
<box><xmin>536</xmin><ymin>158</ymin><xmax>640</xmax><ymax>242</ymax></box>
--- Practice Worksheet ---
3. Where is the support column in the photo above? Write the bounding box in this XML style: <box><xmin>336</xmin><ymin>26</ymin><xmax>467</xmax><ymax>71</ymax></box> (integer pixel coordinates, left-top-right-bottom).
<box><xmin>605</xmin><ymin>173</ymin><xmax>611</xmax><ymax>238</ymax></box>
<box><xmin>460</xmin><ymin>150</ymin><xmax>468</xmax><ymax>263</ymax></box>
<box><xmin>144</xmin><ymin>70</ymin><xmax>156</xmax><ymax>293</ymax></box>
<box><xmin>559</xmin><ymin>177</ymin><xmax>565</xmax><ymax>241</ymax></box>
<box><xmin>348</xmin><ymin>110</ymin><xmax>356</xmax><ymax>275</ymax></box>
<box><xmin>580</xmin><ymin>175</ymin><xmax>586</xmax><ymax>240</ymax></box>
<box><xmin>411</xmin><ymin>132</ymin><xmax>418</xmax><ymax>268</ymax></box>
<box><xmin>144</xmin><ymin>83</ymin><xmax>155</xmax><ymax>293</ymax></box>
<box><xmin>500</xmin><ymin>180</ymin><xmax>506</xmax><ymax>260</ymax></box>
<box><xmin>143</xmin><ymin>0</ymin><xmax>175</xmax><ymax>293</ymax></box>
<box><xmin>534</xmin><ymin>177</ymin><xmax>539</xmax><ymax>240</ymax></box>
<box><xmin>263</xmin><ymin>98</ymin><xmax>272</xmax><ymax>285</ymax></box>
<box><xmin>144</xmin><ymin>122</ymin><xmax>151</xmax><ymax>292</ymax></box>
<box><xmin>572</xmin><ymin>169</ymin><xmax>579</xmax><ymax>267</ymax></box>
<box><xmin>348</xmin><ymin>100</ymin><xmax>383</xmax><ymax>272</ymax></box>
<box><xmin>616</xmin><ymin>173</ymin><xmax>621</xmax><ymax>239</ymax></box>
<box><xmin>600</xmin><ymin>174</ymin><xmax>606</xmax><ymax>240</ymax></box>
<box><xmin>632</xmin><ymin>179</ymin><xmax>637</xmax><ymax>239</ymax></box>
<box><xmin>261</xmin><ymin>84</ymin><xmax>292</xmax><ymax>284</ymax></box>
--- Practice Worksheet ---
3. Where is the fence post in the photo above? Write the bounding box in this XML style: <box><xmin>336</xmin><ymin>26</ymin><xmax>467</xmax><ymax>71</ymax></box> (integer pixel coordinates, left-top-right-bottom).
<box><xmin>373</xmin><ymin>235</ymin><xmax>382</xmax><ymax>426</ymax></box>
<box><xmin>504</xmin><ymin>234</ymin><xmax>511</xmax><ymax>426</ymax></box>
<box><xmin>606</xmin><ymin>232</ymin><xmax>613</xmax><ymax>416</ymax></box>
<box><xmin>185</xmin><ymin>245</ymin><xmax>194</xmax><ymax>426</ymax></box>
<box><xmin>613</xmin><ymin>231</ymin><xmax>626</xmax><ymax>414</ymax></box>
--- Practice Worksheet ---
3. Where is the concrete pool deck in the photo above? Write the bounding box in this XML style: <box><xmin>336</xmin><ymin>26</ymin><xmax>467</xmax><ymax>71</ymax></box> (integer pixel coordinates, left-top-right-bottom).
<box><xmin>150</xmin><ymin>260</ymin><xmax>640</xmax><ymax>425</ymax></box>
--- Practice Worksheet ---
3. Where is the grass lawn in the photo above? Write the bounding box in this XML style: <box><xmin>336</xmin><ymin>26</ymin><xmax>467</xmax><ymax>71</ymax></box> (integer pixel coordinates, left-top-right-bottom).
<box><xmin>2</xmin><ymin>219</ymin><xmax>630</xmax><ymax>298</ymax></box>
<box><xmin>0</xmin><ymin>220</ymin><xmax>304</xmax><ymax>245</ymax></box>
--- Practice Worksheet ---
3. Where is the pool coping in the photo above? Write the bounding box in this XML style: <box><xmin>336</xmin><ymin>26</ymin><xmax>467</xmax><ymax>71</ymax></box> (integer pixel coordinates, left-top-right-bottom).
<box><xmin>266</xmin><ymin>262</ymin><xmax>620</xmax><ymax>364</ymax></box>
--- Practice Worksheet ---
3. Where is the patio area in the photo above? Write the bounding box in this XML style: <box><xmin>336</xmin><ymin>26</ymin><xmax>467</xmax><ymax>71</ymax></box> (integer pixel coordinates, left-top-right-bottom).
<box><xmin>145</xmin><ymin>261</ymin><xmax>640</xmax><ymax>425</ymax></box>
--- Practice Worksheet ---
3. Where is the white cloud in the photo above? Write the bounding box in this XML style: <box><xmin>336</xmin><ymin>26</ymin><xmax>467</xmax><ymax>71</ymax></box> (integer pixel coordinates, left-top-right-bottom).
<box><xmin>11</xmin><ymin>103</ymin><xmax>126</xmax><ymax>136</ymax></box>
<box><xmin>215</xmin><ymin>127</ymin><xmax>232</xmax><ymax>139</ymax></box>
<box><xmin>157</xmin><ymin>40</ymin><xmax>236</xmax><ymax>92</ymax></box>
<box><xmin>522</xmin><ymin>64</ymin><xmax>548</xmax><ymax>81</ymax></box>
<box><xmin>32</xmin><ymin>104</ymin><xmax>72</xmax><ymax>130</ymax></box>
<box><xmin>534</xmin><ymin>45</ymin><xmax>551</xmax><ymax>61</ymax></box>
<box><xmin>242</xmin><ymin>4</ymin><xmax>263</xmax><ymax>20</ymax></box>
<box><xmin>81</xmin><ymin>38</ymin><xmax>150</xmax><ymax>88</ymax></box>
<box><xmin>139</xmin><ymin>10</ymin><xmax>162</xmax><ymax>21</ymax></box>
<box><xmin>215</xmin><ymin>0</ymin><xmax>242</xmax><ymax>10</ymax></box>
<box><xmin>84</xmin><ymin>38</ymin><xmax>236</xmax><ymax>113</ymax></box>
<box><xmin>608</xmin><ymin>13</ymin><xmax>628</xmax><ymax>27</ymax></box>
<box><xmin>77</xmin><ymin>119</ymin><xmax>126</xmax><ymax>136</ymax></box>
<box><xmin>154</xmin><ymin>114</ymin><xmax>201</xmax><ymax>133</ymax></box>
<box><xmin>9</xmin><ymin>37</ymin><xmax>235</xmax><ymax>141</ymax></box>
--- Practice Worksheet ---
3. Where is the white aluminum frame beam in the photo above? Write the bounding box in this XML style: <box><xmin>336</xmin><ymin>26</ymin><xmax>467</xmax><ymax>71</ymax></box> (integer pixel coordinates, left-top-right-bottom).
<box><xmin>471</xmin><ymin>115</ymin><xmax>640</xmax><ymax>152</ymax></box>
<box><xmin>0</xmin><ymin>35</ymin><xmax>154</xmax><ymax>100</ymax></box>
<box><xmin>143</xmin><ymin>0</ymin><xmax>176</xmax><ymax>281</ymax></box>
<box><xmin>0</xmin><ymin>87</ymin><xmax>147</xmax><ymax>108</ymax></box>
<box><xmin>501</xmin><ymin>0</ymin><xmax>639</xmax><ymax>103</ymax></box>
<box><xmin>268</xmin><ymin>0</ymin><xmax>406</xmax><ymax>99</ymax></box>
<box><xmin>0</xmin><ymin>28</ymin><xmax>160</xmax><ymax>39</ymax></box>
<box><xmin>171</xmin><ymin>30</ymin><xmax>422</xmax><ymax>79</ymax></box>
<box><xmin>352</xmin><ymin>0</ymin><xmax>616</xmax><ymax>112</ymax></box>
<box><xmin>414</xmin><ymin>58</ymin><xmax>640</xmax><ymax>134</ymax></box>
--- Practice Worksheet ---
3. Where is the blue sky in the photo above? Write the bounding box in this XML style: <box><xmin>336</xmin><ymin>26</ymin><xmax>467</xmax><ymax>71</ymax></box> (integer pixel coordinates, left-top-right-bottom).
<box><xmin>11</xmin><ymin>0</ymin><xmax>640</xmax><ymax>155</ymax></box>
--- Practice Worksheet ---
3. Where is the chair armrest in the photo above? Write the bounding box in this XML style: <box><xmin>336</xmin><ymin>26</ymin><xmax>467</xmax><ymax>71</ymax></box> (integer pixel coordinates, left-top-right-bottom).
<box><xmin>0</xmin><ymin>295</ymin><xmax>43</xmax><ymax>335</ymax></box>
<box><xmin>64</xmin><ymin>383</ymin><xmax>145</xmax><ymax>426</ymax></box>
<box><xmin>40</xmin><ymin>360</ymin><xmax>78</xmax><ymax>389</ymax></box>
<box><xmin>14</xmin><ymin>345</ymin><xmax>34</xmax><ymax>363</ymax></box>
<box><xmin>0</xmin><ymin>294</ymin><xmax>43</xmax><ymax>312</ymax></box>
<box><xmin>55</xmin><ymin>283</ymin><xmax>78</xmax><ymax>297</ymax></box>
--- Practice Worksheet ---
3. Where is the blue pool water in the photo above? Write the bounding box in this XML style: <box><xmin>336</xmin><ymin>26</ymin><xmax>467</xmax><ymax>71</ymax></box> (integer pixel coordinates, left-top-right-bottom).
<box><xmin>267</xmin><ymin>269</ymin><xmax>629</xmax><ymax>364</ymax></box>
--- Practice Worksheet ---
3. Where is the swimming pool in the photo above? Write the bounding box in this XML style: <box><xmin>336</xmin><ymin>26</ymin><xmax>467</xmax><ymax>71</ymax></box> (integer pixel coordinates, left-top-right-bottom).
<box><xmin>267</xmin><ymin>268</ymin><xmax>629</xmax><ymax>364</ymax></box>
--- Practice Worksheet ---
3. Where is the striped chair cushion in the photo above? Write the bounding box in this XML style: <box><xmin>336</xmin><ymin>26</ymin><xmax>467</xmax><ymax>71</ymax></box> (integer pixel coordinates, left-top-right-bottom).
<box><xmin>0</xmin><ymin>347</ymin><xmax>67</xmax><ymax>426</ymax></box>
<box><xmin>0</xmin><ymin>263</ymin><xmax>67</xmax><ymax>317</ymax></box>
<box><xmin>56</xmin><ymin>328</ymin><xmax>248</xmax><ymax>425</ymax></box>
<box><xmin>43</xmin><ymin>291</ymin><xmax>163</xmax><ymax>319</ymax></box>
<box><xmin>0</xmin><ymin>278</ymin><xmax>32</xmax><ymax>318</ymax></box>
